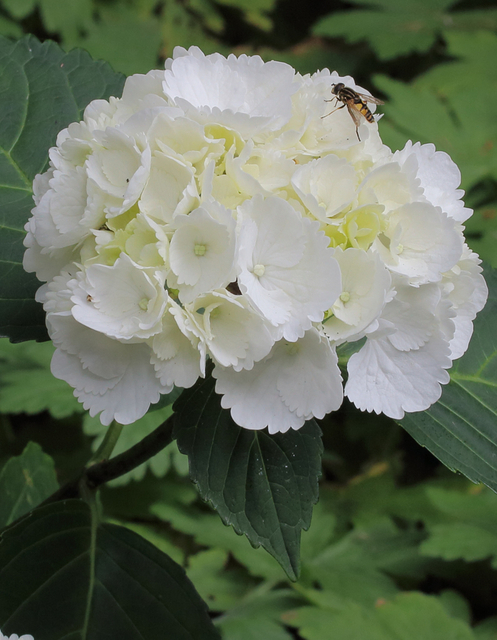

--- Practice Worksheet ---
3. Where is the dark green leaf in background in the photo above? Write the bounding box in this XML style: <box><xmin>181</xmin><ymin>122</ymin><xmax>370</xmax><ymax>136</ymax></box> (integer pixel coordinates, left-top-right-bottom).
<box><xmin>0</xmin><ymin>338</ymin><xmax>82</xmax><ymax>417</ymax></box>
<box><xmin>0</xmin><ymin>500</ymin><xmax>220</xmax><ymax>639</ymax></box>
<box><xmin>0</xmin><ymin>15</ymin><xmax>22</xmax><ymax>38</ymax></box>
<box><xmin>173</xmin><ymin>371</ymin><xmax>323</xmax><ymax>581</ymax></box>
<box><xmin>313</xmin><ymin>0</ymin><xmax>456</xmax><ymax>61</ymax></box>
<box><xmin>285</xmin><ymin>592</ymin><xmax>475</xmax><ymax>640</ymax></box>
<box><xmin>420</xmin><ymin>486</ymin><xmax>497</xmax><ymax>568</ymax></box>
<box><xmin>1</xmin><ymin>0</ymin><xmax>36</xmax><ymax>20</ymax></box>
<box><xmin>474</xmin><ymin>617</ymin><xmax>497</xmax><ymax>640</ymax></box>
<box><xmin>376</xmin><ymin>32</ymin><xmax>497</xmax><ymax>192</ymax></box>
<box><xmin>0</xmin><ymin>441</ymin><xmax>58</xmax><ymax>528</ymax></box>
<box><xmin>401</xmin><ymin>267</ymin><xmax>497</xmax><ymax>492</ymax></box>
<box><xmin>39</xmin><ymin>0</ymin><xmax>93</xmax><ymax>46</ymax></box>
<box><xmin>75</xmin><ymin>6</ymin><xmax>162</xmax><ymax>76</ymax></box>
<box><xmin>0</xmin><ymin>35</ymin><xmax>124</xmax><ymax>343</ymax></box>
<box><xmin>151</xmin><ymin>500</ymin><xmax>286</xmax><ymax>581</ymax></box>
<box><xmin>217</xmin><ymin>590</ymin><xmax>298</xmax><ymax>640</ymax></box>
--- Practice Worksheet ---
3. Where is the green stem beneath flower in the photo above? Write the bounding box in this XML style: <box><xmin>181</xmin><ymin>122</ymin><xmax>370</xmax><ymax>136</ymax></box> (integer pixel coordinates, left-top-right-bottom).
<box><xmin>88</xmin><ymin>420</ymin><xmax>124</xmax><ymax>465</ymax></box>
<box><xmin>86</xmin><ymin>413</ymin><xmax>175</xmax><ymax>488</ymax></box>
<box><xmin>39</xmin><ymin>412</ymin><xmax>176</xmax><ymax>506</ymax></box>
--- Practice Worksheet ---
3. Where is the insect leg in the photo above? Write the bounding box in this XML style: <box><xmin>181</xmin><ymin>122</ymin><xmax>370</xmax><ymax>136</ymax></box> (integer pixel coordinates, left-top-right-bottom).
<box><xmin>321</xmin><ymin>103</ymin><xmax>346</xmax><ymax>119</ymax></box>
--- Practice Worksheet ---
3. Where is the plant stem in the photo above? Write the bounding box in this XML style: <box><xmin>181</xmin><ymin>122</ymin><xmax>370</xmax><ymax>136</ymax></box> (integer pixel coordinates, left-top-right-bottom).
<box><xmin>40</xmin><ymin>413</ymin><xmax>176</xmax><ymax>505</ymax></box>
<box><xmin>88</xmin><ymin>420</ymin><xmax>123</xmax><ymax>465</ymax></box>
<box><xmin>86</xmin><ymin>413</ymin><xmax>175</xmax><ymax>487</ymax></box>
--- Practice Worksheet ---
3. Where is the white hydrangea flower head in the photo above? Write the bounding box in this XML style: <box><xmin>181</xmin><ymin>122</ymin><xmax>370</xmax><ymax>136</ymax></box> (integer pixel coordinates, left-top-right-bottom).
<box><xmin>0</xmin><ymin>632</ymin><xmax>34</xmax><ymax>640</ymax></box>
<box><xmin>23</xmin><ymin>45</ymin><xmax>487</xmax><ymax>431</ymax></box>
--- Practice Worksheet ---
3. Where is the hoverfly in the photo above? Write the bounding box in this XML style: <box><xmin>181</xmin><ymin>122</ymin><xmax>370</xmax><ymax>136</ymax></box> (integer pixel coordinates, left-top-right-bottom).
<box><xmin>324</xmin><ymin>82</ymin><xmax>384</xmax><ymax>141</ymax></box>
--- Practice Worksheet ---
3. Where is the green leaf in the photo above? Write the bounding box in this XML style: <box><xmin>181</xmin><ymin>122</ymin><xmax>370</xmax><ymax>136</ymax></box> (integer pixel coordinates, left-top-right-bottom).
<box><xmin>420</xmin><ymin>486</ymin><xmax>497</xmax><ymax>568</ymax></box>
<box><xmin>438</xmin><ymin>590</ymin><xmax>472</xmax><ymax>625</ymax></box>
<box><xmin>221</xmin><ymin>617</ymin><xmax>293</xmax><ymax>640</ymax></box>
<box><xmin>0</xmin><ymin>15</ymin><xmax>23</xmax><ymax>38</ymax></box>
<box><xmin>464</xmin><ymin>206</ymin><xmax>497</xmax><ymax>270</ymax></box>
<box><xmin>0</xmin><ymin>442</ymin><xmax>58</xmax><ymax>528</ymax></box>
<box><xmin>113</xmin><ymin>519</ymin><xmax>186</xmax><ymax>566</ymax></box>
<box><xmin>187</xmin><ymin>0</ymin><xmax>225</xmax><ymax>34</ymax></box>
<box><xmin>102</xmin><ymin>472</ymin><xmax>198</xmax><ymax>519</ymax></box>
<box><xmin>76</xmin><ymin>6</ymin><xmax>163</xmax><ymax>76</ymax></box>
<box><xmin>474</xmin><ymin>617</ymin><xmax>497</xmax><ymax>640</ymax></box>
<box><xmin>0</xmin><ymin>35</ymin><xmax>124</xmax><ymax>343</ymax></box>
<box><xmin>158</xmin><ymin>0</ymin><xmax>228</xmax><ymax>59</ymax></box>
<box><xmin>423</xmin><ymin>522</ymin><xmax>497</xmax><ymax>566</ymax></box>
<box><xmin>39</xmin><ymin>0</ymin><xmax>93</xmax><ymax>46</ymax></box>
<box><xmin>378</xmin><ymin>592</ymin><xmax>475</xmax><ymax>639</ymax></box>
<box><xmin>151</xmin><ymin>496</ymin><xmax>287</xmax><ymax>581</ymax></box>
<box><xmin>286</xmin><ymin>592</ymin><xmax>475</xmax><ymax>640</ymax></box>
<box><xmin>1</xmin><ymin>0</ymin><xmax>36</xmax><ymax>19</ymax></box>
<box><xmin>0</xmin><ymin>500</ymin><xmax>220</xmax><ymax>639</ymax></box>
<box><xmin>0</xmin><ymin>338</ymin><xmax>82</xmax><ymax>417</ymax></box>
<box><xmin>400</xmin><ymin>267</ymin><xmax>497</xmax><ymax>491</ymax></box>
<box><xmin>375</xmin><ymin>32</ymin><xmax>497</xmax><ymax>190</ymax></box>
<box><xmin>173</xmin><ymin>372</ymin><xmax>323</xmax><ymax>581</ymax></box>
<box><xmin>313</xmin><ymin>0</ymin><xmax>456</xmax><ymax>60</ymax></box>
<box><xmin>308</xmin><ymin>516</ymin><xmax>428</xmax><ymax>588</ymax></box>
<box><xmin>448</xmin><ymin>9</ymin><xmax>497</xmax><ymax>33</ymax></box>
<box><xmin>214</xmin><ymin>0</ymin><xmax>276</xmax><ymax>30</ymax></box>
<box><xmin>218</xmin><ymin>590</ymin><xmax>298</xmax><ymax>640</ymax></box>
<box><xmin>186</xmin><ymin>548</ymin><xmax>253</xmax><ymax>611</ymax></box>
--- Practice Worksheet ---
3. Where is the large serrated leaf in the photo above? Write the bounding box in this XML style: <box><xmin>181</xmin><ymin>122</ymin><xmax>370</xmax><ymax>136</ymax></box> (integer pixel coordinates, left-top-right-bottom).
<box><xmin>0</xmin><ymin>441</ymin><xmax>58</xmax><ymax>528</ymax></box>
<box><xmin>0</xmin><ymin>35</ymin><xmax>124</xmax><ymax>343</ymax></box>
<box><xmin>173</xmin><ymin>371</ymin><xmax>323</xmax><ymax>581</ymax></box>
<box><xmin>0</xmin><ymin>500</ymin><xmax>220</xmax><ymax>640</ymax></box>
<box><xmin>401</xmin><ymin>267</ymin><xmax>497</xmax><ymax>492</ymax></box>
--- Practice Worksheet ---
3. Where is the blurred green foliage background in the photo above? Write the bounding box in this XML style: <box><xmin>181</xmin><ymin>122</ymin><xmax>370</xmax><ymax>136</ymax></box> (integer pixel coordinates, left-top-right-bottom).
<box><xmin>1</xmin><ymin>1</ymin><xmax>497</xmax><ymax>638</ymax></box>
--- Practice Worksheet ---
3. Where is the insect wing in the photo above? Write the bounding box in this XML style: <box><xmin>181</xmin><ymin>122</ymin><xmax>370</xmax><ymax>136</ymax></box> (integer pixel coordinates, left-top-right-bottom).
<box><xmin>355</xmin><ymin>91</ymin><xmax>384</xmax><ymax>105</ymax></box>
<box><xmin>346</xmin><ymin>104</ymin><xmax>364</xmax><ymax>128</ymax></box>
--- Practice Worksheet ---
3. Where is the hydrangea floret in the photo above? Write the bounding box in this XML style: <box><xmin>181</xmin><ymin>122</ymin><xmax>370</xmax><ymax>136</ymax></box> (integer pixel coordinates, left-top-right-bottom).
<box><xmin>24</xmin><ymin>47</ymin><xmax>488</xmax><ymax>433</ymax></box>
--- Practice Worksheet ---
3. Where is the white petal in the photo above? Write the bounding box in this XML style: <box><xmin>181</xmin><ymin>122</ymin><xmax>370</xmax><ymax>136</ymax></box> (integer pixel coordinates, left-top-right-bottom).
<box><xmin>51</xmin><ymin>340</ymin><xmax>168</xmax><ymax>426</ymax></box>
<box><xmin>322</xmin><ymin>247</ymin><xmax>391</xmax><ymax>343</ymax></box>
<box><xmin>70</xmin><ymin>254</ymin><xmax>168</xmax><ymax>340</ymax></box>
<box><xmin>151</xmin><ymin>303</ymin><xmax>203</xmax><ymax>388</ymax></box>
<box><xmin>139</xmin><ymin>151</ymin><xmax>198</xmax><ymax>223</ymax></box>
<box><xmin>444</xmin><ymin>248</ymin><xmax>488</xmax><ymax>359</ymax></box>
<box><xmin>237</xmin><ymin>195</ymin><xmax>341</xmax><ymax>339</ymax></box>
<box><xmin>292</xmin><ymin>154</ymin><xmax>358</xmax><ymax>221</ymax></box>
<box><xmin>214</xmin><ymin>328</ymin><xmax>343</xmax><ymax>432</ymax></box>
<box><xmin>345</xmin><ymin>331</ymin><xmax>451</xmax><ymax>419</ymax></box>
<box><xmin>163</xmin><ymin>46</ymin><xmax>299</xmax><ymax>136</ymax></box>
<box><xmin>169</xmin><ymin>203</ymin><xmax>236</xmax><ymax>303</ymax></box>
<box><xmin>375</xmin><ymin>202</ymin><xmax>463</xmax><ymax>284</ymax></box>
<box><xmin>381</xmin><ymin>280</ymin><xmax>447</xmax><ymax>352</ymax></box>
<box><xmin>394</xmin><ymin>141</ymin><xmax>472</xmax><ymax>223</ymax></box>
<box><xmin>185</xmin><ymin>290</ymin><xmax>274</xmax><ymax>371</ymax></box>
<box><xmin>359</xmin><ymin>160</ymin><xmax>422</xmax><ymax>214</ymax></box>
